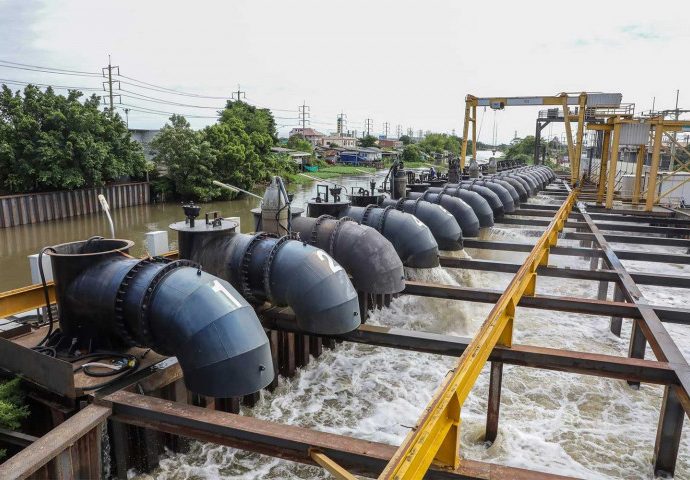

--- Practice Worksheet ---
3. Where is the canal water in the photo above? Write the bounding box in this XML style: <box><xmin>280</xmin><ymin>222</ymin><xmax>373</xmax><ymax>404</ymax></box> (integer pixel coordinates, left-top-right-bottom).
<box><xmin>1</xmin><ymin>171</ymin><xmax>688</xmax><ymax>479</ymax></box>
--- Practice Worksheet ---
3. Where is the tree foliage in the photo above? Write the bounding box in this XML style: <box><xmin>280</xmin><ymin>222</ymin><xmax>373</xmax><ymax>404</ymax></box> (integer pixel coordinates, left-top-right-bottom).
<box><xmin>399</xmin><ymin>134</ymin><xmax>412</xmax><ymax>145</ymax></box>
<box><xmin>287</xmin><ymin>134</ymin><xmax>313</xmax><ymax>153</ymax></box>
<box><xmin>151</xmin><ymin>101</ymin><xmax>294</xmax><ymax>201</ymax></box>
<box><xmin>402</xmin><ymin>144</ymin><xmax>422</xmax><ymax>163</ymax></box>
<box><xmin>504</xmin><ymin>135</ymin><xmax>543</xmax><ymax>164</ymax></box>
<box><xmin>0</xmin><ymin>85</ymin><xmax>146</xmax><ymax>194</ymax></box>
<box><xmin>418</xmin><ymin>133</ymin><xmax>461</xmax><ymax>155</ymax></box>
<box><xmin>358</xmin><ymin>135</ymin><xmax>378</xmax><ymax>147</ymax></box>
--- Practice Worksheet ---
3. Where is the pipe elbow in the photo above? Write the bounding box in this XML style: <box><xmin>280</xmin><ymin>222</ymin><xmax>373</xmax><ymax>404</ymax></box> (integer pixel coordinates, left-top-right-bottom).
<box><xmin>149</xmin><ymin>268</ymin><xmax>274</xmax><ymax>397</ymax></box>
<box><xmin>381</xmin><ymin>198</ymin><xmax>463</xmax><ymax>251</ymax></box>
<box><xmin>269</xmin><ymin>241</ymin><xmax>360</xmax><ymax>335</ymax></box>
<box><xmin>291</xmin><ymin>216</ymin><xmax>404</xmax><ymax>295</ymax></box>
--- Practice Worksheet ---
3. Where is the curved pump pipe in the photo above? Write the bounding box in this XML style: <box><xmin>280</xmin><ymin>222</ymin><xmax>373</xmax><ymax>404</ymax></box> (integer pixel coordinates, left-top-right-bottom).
<box><xmin>423</xmin><ymin>185</ymin><xmax>494</xmax><ymax>228</ymax></box>
<box><xmin>465</xmin><ymin>179</ymin><xmax>516</xmax><ymax>213</ymax></box>
<box><xmin>290</xmin><ymin>216</ymin><xmax>405</xmax><ymax>295</ymax></box>
<box><xmin>405</xmin><ymin>191</ymin><xmax>480</xmax><ymax>237</ymax></box>
<box><xmin>48</xmin><ymin>238</ymin><xmax>274</xmax><ymax>397</ymax></box>
<box><xmin>479</xmin><ymin>178</ymin><xmax>520</xmax><ymax>210</ymax></box>
<box><xmin>380</xmin><ymin>198</ymin><xmax>463</xmax><ymax>250</ymax></box>
<box><xmin>171</xmin><ymin>216</ymin><xmax>360</xmax><ymax>335</ymax></box>
<box><xmin>334</xmin><ymin>205</ymin><xmax>440</xmax><ymax>268</ymax></box>
<box><xmin>492</xmin><ymin>174</ymin><xmax>529</xmax><ymax>202</ymax></box>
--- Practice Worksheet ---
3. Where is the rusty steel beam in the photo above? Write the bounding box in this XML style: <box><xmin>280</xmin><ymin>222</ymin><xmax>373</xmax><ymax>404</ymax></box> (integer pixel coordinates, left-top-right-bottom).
<box><xmin>563</xmin><ymin>232</ymin><xmax>690</xmax><ymax>248</ymax></box>
<box><xmin>439</xmin><ymin>257</ymin><xmax>690</xmax><ymax>289</ymax></box>
<box><xmin>496</xmin><ymin>217</ymin><xmax>690</xmax><ymax>235</ymax></box>
<box><xmin>258</xmin><ymin>313</ymin><xmax>677</xmax><ymax>386</ymax></box>
<box><xmin>463</xmin><ymin>239</ymin><xmax>690</xmax><ymax>265</ymax></box>
<box><xmin>401</xmin><ymin>281</ymin><xmax>690</xmax><ymax>325</ymax></box>
<box><xmin>513</xmin><ymin>209</ymin><xmax>690</xmax><ymax>226</ymax></box>
<box><xmin>101</xmin><ymin>391</ymin><xmax>574</xmax><ymax>480</ymax></box>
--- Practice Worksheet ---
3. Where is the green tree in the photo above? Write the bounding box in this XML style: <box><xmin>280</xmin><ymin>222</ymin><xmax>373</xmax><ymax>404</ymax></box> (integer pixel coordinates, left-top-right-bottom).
<box><xmin>287</xmin><ymin>134</ymin><xmax>313</xmax><ymax>153</ymax></box>
<box><xmin>418</xmin><ymin>133</ymin><xmax>461</xmax><ymax>155</ymax></box>
<box><xmin>504</xmin><ymin>135</ymin><xmax>543</xmax><ymax>164</ymax></box>
<box><xmin>399</xmin><ymin>134</ymin><xmax>412</xmax><ymax>145</ymax></box>
<box><xmin>358</xmin><ymin>135</ymin><xmax>378</xmax><ymax>147</ymax></box>
<box><xmin>150</xmin><ymin>115</ymin><xmax>220</xmax><ymax>201</ymax></box>
<box><xmin>0</xmin><ymin>84</ymin><xmax>145</xmax><ymax>194</ymax></box>
<box><xmin>402</xmin><ymin>144</ymin><xmax>422</xmax><ymax>163</ymax></box>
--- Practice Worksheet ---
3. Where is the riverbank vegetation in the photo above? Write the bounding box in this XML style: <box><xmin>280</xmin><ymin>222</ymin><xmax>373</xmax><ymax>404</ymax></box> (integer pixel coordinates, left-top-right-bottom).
<box><xmin>0</xmin><ymin>378</ymin><xmax>29</xmax><ymax>460</ymax></box>
<box><xmin>0</xmin><ymin>85</ymin><xmax>147</xmax><ymax>194</ymax></box>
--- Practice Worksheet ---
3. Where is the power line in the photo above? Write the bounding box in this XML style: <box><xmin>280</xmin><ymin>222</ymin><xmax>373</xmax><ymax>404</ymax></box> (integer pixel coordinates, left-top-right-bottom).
<box><xmin>0</xmin><ymin>61</ymin><xmax>102</xmax><ymax>78</ymax></box>
<box><xmin>0</xmin><ymin>78</ymin><xmax>102</xmax><ymax>91</ymax></box>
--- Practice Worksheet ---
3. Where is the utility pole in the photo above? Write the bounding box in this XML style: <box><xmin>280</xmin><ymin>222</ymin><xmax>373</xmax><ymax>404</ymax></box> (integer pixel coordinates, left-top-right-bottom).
<box><xmin>101</xmin><ymin>55</ymin><xmax>120</xmax><ymax>116</ymax></box>
<box><xmin>298</xmin><ymin>102</ymin><xmax>310</xmax><ymax>132</ymax></box>
<box><xmin>124</xmin><ymin>108</ymin><xmax>130</xmax><ymax>128</ymax></box>
<box><xmin>232</xmin><ymin>84</ymin><xmax>246</xmax><ymax>102</ymax></box>
<box><xmin>337</xmin><ymin>112</ymin><xmax>347</xmax><ymax>135</ymax></box>
<box><xmin>383</xmin><ymin>122</ymin><xmax>390</xmax><ymax>138</ymax></box>
<box><xmin>365</xmin><ymin>118</ymin><xmax>373</xmax><ymax>136</ymax></box>
<box><xmin>407</xmin><ymin>127</ymin><xmax>413</xmax><ymax>137</ymax></box>
<box><xmin>417</xmin><ymin>129</ymin><xmax>423</xmax><ymax>140</ymax></box>
<box><xmin>396</xmin><ymin>125</ymin><xmax>402</xmax><ymax>138</ymax></box>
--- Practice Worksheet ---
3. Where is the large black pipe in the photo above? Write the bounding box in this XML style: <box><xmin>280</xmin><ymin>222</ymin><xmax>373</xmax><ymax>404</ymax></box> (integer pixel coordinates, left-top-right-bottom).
<box><xmin>483</xmin><ymin>178</ymin><xmax>520</xmax><ymax>209</ymax></box>
<box><xmin>405</xmin><ymin>191</ymin><xmax>480</xmax><ymax>237</ymax></box>
<box><xmin>380</xmin><ymin>198</ymin><xmax>463</xmax><ymax>251</ymax></box>
<box><xmin>468</xmin><ymin>179</ymin><xmax>515</xmax><ymax>213</ymax></box>
<box><xmin>459</xmin><ymin>182</ymin><xmax>505</xmax><ymax>218</ymax></box>
<box><xmin>424</xmin><ymin>185</ymin><xmax>494</xmax><ymax>228</ymax></box>
<box><xmin>504</xmin><ymin>173</ymin><xmax>534</xmax><ymax>197</ymax></box>
<box><xmin>336</xmin><ymin>205</ymin><xmax>439</xmax><ymax>268</ymax></box>
<box><xmin>493</xmin><ymin>175</ymin><xmax>528</xmax><ymax>202</ymax></box>
<box><xmin>290</xmin><ymin>216</ymin><xmax>405</xmax><ymax>295</ymax></box>
<box><xmin>48</xmin><ymin>239</ymin><xmax>274</xmax><ymax>397</ymax></box>
<box><xmin>171</xmin><ymin>220</ymin><xmax>361</xmax><ymax>335</ymax></box>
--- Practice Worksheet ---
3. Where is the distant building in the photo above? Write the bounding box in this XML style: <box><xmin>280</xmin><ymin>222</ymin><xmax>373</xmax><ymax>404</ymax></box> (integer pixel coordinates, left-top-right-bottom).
<box><xmin>318</xmin><ymin>134</ymin><xmax>357</xmax><ymax>148</ymax></box>
<box><xmin>288</xmin><ymin>127</ymin><xmax>325</xmax><ymax>146</ymax></box>
<box><xmin>129</xmin><ymin>129</ymin><xmax>160</xmax><ymax>161</ymax></box>
<box><xmin>340</xmin><ymin>147</ymin><xmax>382</xmax><ymax>165</ymax></box>
<box><xmin>378</xmin><ymin>138</ymin><xmax>403</xmax><ymax>149</ymax></box>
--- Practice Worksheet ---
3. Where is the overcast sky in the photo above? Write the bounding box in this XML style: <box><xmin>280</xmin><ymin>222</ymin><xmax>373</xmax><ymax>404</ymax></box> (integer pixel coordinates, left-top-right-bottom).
<box><xmin>0</xmin><ymin>0</ymin><xmax>688</xmax><ymax>143</ymax></box>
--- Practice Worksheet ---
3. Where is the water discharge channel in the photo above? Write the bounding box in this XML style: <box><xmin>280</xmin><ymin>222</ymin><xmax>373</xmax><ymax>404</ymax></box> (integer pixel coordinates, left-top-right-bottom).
<box><xmin>1</xmin><ymin>172</ymin><xmax>688</xmax><ymax>479</ymax></box>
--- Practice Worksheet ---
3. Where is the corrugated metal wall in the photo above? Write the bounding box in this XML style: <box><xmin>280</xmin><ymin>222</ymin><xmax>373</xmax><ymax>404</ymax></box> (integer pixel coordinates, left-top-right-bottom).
<box><xmin>0</xmin><ymin>182</ymin><xmax>150</xmax><ymax>228</ymax></box>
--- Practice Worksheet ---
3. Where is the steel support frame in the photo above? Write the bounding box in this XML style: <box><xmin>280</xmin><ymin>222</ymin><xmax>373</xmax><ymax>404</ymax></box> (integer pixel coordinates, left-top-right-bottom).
<box><xmin>378</xmin><ymin>187</ymin><xmax>579</xmax><ymax>479</ymax></box>
<box><xmin>574</xmin><ymin>193</ymin><xmax>689</xmax><ymax>477</ymax></box>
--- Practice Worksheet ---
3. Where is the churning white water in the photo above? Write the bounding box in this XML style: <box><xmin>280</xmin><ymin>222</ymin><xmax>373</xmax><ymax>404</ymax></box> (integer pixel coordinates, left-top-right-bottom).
<box><xmin>134</xmin><ymin>197</ymin><xmax>690</xmax><ymax>480</ymax></box>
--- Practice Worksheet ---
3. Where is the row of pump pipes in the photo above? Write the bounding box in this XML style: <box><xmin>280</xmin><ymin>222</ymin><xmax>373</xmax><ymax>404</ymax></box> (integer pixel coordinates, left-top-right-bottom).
<box><xmin>39</xmin><ymin>160</ymin><xmax>554</xmax><ymax>401</ymax></box>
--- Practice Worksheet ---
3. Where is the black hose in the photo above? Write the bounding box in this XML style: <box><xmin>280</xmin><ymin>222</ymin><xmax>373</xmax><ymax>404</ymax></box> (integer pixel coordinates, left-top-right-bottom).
<box><xmin>36</xmin><ymin>246</ymin><xmax>57</xmax><ymax>347</ymax></box>
<box><xmin>72</xmin><ymin>351</ymin><xmax>141</xmax><ymax>390</ymax></box>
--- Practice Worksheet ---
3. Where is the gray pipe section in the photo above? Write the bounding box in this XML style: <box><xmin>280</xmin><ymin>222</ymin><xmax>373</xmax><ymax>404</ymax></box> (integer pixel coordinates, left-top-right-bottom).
<box><xmin>468</xmin><ymin>180</ymin><xmax>516</xmax><ymax>213</ymax></box>
<box><xmin>493</xmin><ymin>175</ymin><xmax>529</xmax><ymax>202</ymax></box>
<box><xmin>483</xmin><ymin>178</ymin><xmax>520</xmax><ymax>209</ymax></box>
<box><xmin>178</xmin><ymin>232</ymin><xmax>361</xmax><ymax>335</ymax></box>
<box><xmin>459</xmin><ymin>182</ymin><xmax>505</xmax><ymax>218</ymax></box>
<box><xmin>425</xmin><ymin>185</ymin><xmax>494</xmax><ymax>228</ymax></box>
<box><xmin>381</xmin><ymin>198</ymin><xmax>463</xmax><ymax>251</ymax></box>
<box><xmin>49</xmin><ymin>239</ymin><xmax>274</xmax><ymax>398</ymax></box>
<box><xmin>406</xmin><ymin>191</ymin><xmax>480</xmax><ymax>237</ymax></box>
<box><xmin>338</xmin><ymin>205</ymin><xmax>439</xmax><ymax>268</ymax></box>
<box><xmin>290</xmin><ymin>216</ymin><xmax>405</xmax><ymax>295</ymax></box>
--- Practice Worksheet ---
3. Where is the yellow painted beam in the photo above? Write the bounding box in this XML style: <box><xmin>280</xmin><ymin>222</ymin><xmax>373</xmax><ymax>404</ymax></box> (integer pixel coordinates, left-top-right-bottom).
<box><xmin>310</xmin><ymin>450</ymin><xmax>358</xmax><ymax>480</ymax></box>
<box><xmin>631</xmin><ymin>145</ymin><xmax>646</xmax><ymax>206</ymax></box>
<box><xmin>378</xmin><ymin>187</ymin><xmax>579</xmax><ymax>480</ymax></box>
<box><xmin>0</xmin><ymin>283</ymin><xmax>55</xmax><ymax>318</ymax></box>
<box><xmin>645</xmin><ymin>125</ymin><xmax>664</xmax><ymax>211</ymax></box>
<box><xmin>596</xmin><ymin>129</ymin><xmax>611</xmax><ymax>205</ymax></box>
<box><xmin>561</xmin><ymin>96</ymin><xmax>576</xmax><ymax>185</ymax></box>
<box><xmin>605</xmin><ymin>120</ymin><xmax>622</xmax><ymax>209</ymax></box>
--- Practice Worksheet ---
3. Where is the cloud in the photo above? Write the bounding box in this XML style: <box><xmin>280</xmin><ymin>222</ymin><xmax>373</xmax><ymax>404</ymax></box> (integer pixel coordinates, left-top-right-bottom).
<box><xmin>621</xmin><ymin>24</ymin><xmax>663</xmax><ymax>41</ymax></box>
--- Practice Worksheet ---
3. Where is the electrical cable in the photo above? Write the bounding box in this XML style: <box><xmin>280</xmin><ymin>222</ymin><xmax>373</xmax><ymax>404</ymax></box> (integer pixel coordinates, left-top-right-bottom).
<box><xmin>34</xmin><ymin>246</ymin><xmax>57</xmax><ymax>347</ymax></box>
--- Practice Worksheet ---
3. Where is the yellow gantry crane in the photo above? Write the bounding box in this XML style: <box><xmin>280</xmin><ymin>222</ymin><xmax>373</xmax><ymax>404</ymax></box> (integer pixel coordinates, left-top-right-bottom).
<box><xmin>459</xmin><ymin>92</ymin><xmax>623</xmax><ymax>186</ymax></box>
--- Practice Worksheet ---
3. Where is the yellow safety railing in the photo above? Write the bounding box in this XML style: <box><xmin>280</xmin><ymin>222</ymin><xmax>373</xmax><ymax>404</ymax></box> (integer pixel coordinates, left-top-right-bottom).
<box><xmin>378</xmin><ymin>187</ymin><xmax>579</xmax><ymax>479</ymax></box>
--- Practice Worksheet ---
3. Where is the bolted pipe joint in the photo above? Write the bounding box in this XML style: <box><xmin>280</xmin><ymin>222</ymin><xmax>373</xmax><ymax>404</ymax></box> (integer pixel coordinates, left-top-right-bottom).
<box><xmin>48</xmin><ymin>238</ymin><xmax>274</xmax><ymax>397</ymax></box>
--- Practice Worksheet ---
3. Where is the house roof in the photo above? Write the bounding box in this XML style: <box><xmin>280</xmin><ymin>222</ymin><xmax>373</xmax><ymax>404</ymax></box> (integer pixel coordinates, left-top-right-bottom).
<box><xmin>290</xmin><ymin>128</ymin><xmax>324</xmax><ymax>137</ymax></box>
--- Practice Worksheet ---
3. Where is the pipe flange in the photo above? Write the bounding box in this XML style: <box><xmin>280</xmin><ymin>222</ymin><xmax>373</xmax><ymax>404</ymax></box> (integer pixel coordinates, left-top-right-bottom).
<box><xmin>361</xmin><ymin>204</ymin><xmax>377</xmax><ymax>226</ymax></box>
<box><xmin>240</xmin><ymin>232</ymin><xmax>274</xmax><ymax>303</ymax></box>
<box><xmin>378</xmin><ymin>206</ymin><xmax>394</xmax><ymax>233</ymax></box>
<box><xmin>311</xmin><ymin>214</ymin><xmax>335</xmax><ymax>245</ymax></box>
<box><xmin>138</xmin><ymin>259</ymin><xmax>198</xmax><ymax>348</ymax></box>
<box><xmin>436</xmin><ymin>192</ymin><xmax>446</xmax><ymax>204</ymax></box>
<box><xmin>411</xmin><ymin>196</ymin><xmax>424</xmax><ymax>215</ymax></box>
<box><xmin>262</xmin><ymin>235</ymin><xmax>292</xmax><ymax>304</ymax></box>
<box><xmin>114</xmin><ymin>259</ymin><xmax>151</xmax><ymax>347</ymax></box>
<box><xmin>394</xmin><ymin>198</ymin><xmax>406</xmax><ymax>211</ymax></box>
<box><xmin>328</xmin><ymin>216</ymin><xmax>354</xmax><ymax>255</ymax></box>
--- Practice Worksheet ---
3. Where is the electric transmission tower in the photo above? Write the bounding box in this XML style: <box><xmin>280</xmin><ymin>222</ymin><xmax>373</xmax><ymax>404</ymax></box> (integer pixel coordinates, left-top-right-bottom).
<box><xmin>407</xmin><ymin>127</ymin><xmax>413</xmax><ymax>137</ymax></box>
<box><xmin>298</xmin><ymin>102</ymin><xmax>310</xmax><ymax>131</ymax></box>
<box><xmin>396</xmin><ymin>125</ymin><xmax>402</xmax><ymax>138</ymax></box>
<box><xmin>101</xmin><ymin>55</ymin><xmax>121</xmax><ymax>115</ymax></box>
<box><xmin>232</xmin><ymin>84</ymin><xmax>246</xmax><ymax>101</ymax></box>
<box><xmin>365</xmin><ymin>118</ymin><xmax>373</xmax><ymax>136</ymax></box>
<box><xmin>383</xmin><ymin>122</ymin><xmax>390</xmax><ymax>138</ymax></box>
